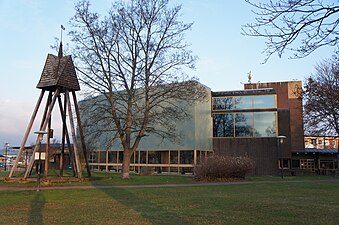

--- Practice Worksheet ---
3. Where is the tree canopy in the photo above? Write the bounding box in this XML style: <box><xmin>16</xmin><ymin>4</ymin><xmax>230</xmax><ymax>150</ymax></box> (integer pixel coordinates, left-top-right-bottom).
<box><xmin>303</xmin><ymin>54</ymin><xmax>339</xmax><ymax>136</ymax></box>
<box><xmin>69</xmin><ymin>0</ymin><xmax>206</xmax><ymax>178</ymax></box>
<box><xmin>243</xmin><ymin>0</ymin><xmax>339</xmax><ymax>62</ymax></box>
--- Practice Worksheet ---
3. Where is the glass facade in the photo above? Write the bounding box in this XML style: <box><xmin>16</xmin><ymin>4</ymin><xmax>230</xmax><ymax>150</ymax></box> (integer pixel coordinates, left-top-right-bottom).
<box><xmin>212</xmin><ymin>94</ymin><xmax>277</xmax><ymax>138</ymax></box>
<box><xmin>212</xmin><ymin>95</ymin><xmax>276</xmax><ymax>110</ymax></box>
<box><xmin>213</xmin><ymin>112</ymin><xmax>276</xmax><ymax>137</ymax></box>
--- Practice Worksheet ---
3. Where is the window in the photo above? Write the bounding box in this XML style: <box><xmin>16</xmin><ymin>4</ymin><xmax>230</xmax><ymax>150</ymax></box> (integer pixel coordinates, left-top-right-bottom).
<box><xmin>291</xmin><ymin>159</ymin><xmax>300</xmax><ymax>169</ymax></box>
<box><xmin>212</xmin><ymin>95</ymin><xmax>276</xmax><ymax>111</ymax></box>
<box><xmin>212</xmin><ymin>97</ymin><xmax>233</xmax><ymax>110</ymax></box>
<box><xmin>170</xmin><ymin>151</ymin><xmax>178</xmax><ymax>164</ymax></box>
<box><xmin>300</xmin><ymin>159</ymin><xmax>315</xmax><ymax>171</ymax></box>
<box><xmin>253</xmin><ymin>112</ymin><xmax>276</xmax><ymax>137</ymax></box>
<box><xmin>234</xmin><ymin>96</ymin><xmax>252</xmax><ymax>109</ymax></box>
<box><xmin>212</xmin><ymin>94</ymin><xmax>277</xmax><ymax>138</ymax></box>
<box><xmin>148</xmin><ymin>151</ymin><xmax>160</xmax><ymax>164</ymax></box>
<box><xmin>253</xmin><ymin>95</ymin><xmax>275</xmax><ymax>109</ymax></box>
<box><xmin>235</xmin><ymin>112</ymin><xmax>253</xmax><ymax>136</ymax></box>
<box><xmin>180</xmin><ymin>151</ymin><xmax>194</xmax><ymax>164</ymax></box>
<box><xmin>213</xmin><ymin>112</ymin><xmax>276</xmax><ymax>137</ymax></box>
<box><xmin>213</xmin><ymin>114</ymin><xmax>234</xmax><ymax>137</ymax></box>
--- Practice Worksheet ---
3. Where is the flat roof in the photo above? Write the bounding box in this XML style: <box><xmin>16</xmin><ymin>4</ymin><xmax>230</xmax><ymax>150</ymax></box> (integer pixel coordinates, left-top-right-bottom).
<box><xmin>304</xmin><ymin>148</ymin><xmax>338</xmax><ymax>154</ymax></box>
<box><xmin>212</xmin><ymin>88</ymin><xmax>276</xmax><ymax>97</ymax></box>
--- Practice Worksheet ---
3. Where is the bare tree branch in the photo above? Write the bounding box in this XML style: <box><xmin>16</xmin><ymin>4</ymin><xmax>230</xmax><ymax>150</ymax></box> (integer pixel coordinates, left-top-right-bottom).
<box><xmin>303</xmin><ymin>53</ymin><xmax>339</xmax><ymax>136</ymax></box>
<box><xmin>243</xmin><ymin>0</ymin><xmax>339</xmax><ymax>62</ymax></box>
<box><xmin>70</xmin><ymin>0</ymin><xmax>206</xmax><ymax>179</ymax></box>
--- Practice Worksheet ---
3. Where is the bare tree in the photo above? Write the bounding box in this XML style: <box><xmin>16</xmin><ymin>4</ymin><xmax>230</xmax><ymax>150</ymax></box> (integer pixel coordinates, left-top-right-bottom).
<box><xmin>242</xmin><ymin>0</ymin><xmax>339</xmax><ymax>62</ymax></box>
<box><xmin>69</xmin><ymin>0</ymin><xmax>206</xmax><ymax>179</ymax></box>
<box><xmin>303</xmin><ymin>54</ymin><xmax>339</xmax><ymax>137</ymax></box>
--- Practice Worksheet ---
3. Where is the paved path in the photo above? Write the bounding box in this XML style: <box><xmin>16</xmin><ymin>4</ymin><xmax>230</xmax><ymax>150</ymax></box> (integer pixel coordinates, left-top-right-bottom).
<box><xmin>0</xmin><ymin>179</ymin><xmax>338</xmax><ymax>191</ymax></box>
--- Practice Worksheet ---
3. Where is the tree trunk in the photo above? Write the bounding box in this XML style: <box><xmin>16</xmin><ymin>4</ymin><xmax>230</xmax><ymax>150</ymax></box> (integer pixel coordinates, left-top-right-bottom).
<box><xmin>121</xmin><ymin>150</ymin><xmax>131</xmax><ymax>179</ymax></box>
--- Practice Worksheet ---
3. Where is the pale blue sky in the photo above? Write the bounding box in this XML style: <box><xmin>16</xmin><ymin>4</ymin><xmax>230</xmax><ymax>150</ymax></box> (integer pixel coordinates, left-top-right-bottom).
<box><xmin>0</xmin><ymin>0</ymin><xmax>334</xmax><ymax>147</ymax></box>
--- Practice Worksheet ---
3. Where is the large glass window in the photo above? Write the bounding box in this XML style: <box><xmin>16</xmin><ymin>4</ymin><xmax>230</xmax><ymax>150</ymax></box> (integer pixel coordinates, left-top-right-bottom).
<box><xmin>235</xmin><ymin>112</ymin><xmax>253</xmax><ymax>137</ymax></box>
<box><xmin>253</xmin><ymin>95</ymin><xmax>276</xmax><ymax>109</ymax></box>
<box><xmin>212</xmin><ymin>95</ymin><xmax>276</xmax><ymax>111</ymax></box>
<box><xmin>212</xmin><ymin>94</ymin><xmax>277</xmax><ymax>138</ymax></box>
<box><xmin>213</xmin><ymin>114</ymin><xmax>234</xmax><ymax>137</ymax></box>
<box><xmin>148</xmin><ymin>151</ymin><xmax>160</xmax><ymax>164</ymax></box>
<box><xmin>180</xmin><ymin>150</ymin><xmax>194</xmax><ymax>164</ymax></box>
<box><xmin>253</xmin><ymin>112</ymin><xmax>276</xmax><ymax>137</ymax></box>
<box><xmin>234</xmin><ymin>96</ymin><xmax>252</xmax><ymax>109</ymax></box>
<box><xmin>213</xmin><ymin>112</ymin><xmax>276</xmax><ymax>137</ymax></box>
<box><xmin>212</xmin><ymin>97</ymin><xmax>233</xmax><ymax>110</ymax></box>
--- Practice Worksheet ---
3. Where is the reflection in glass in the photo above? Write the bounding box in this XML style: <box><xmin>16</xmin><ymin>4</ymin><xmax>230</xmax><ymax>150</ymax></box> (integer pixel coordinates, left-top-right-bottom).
<box><xmin>235</xmin><ymin>112</ymin><xmax>253</xmax><ymax>136</ymax></box>
<box><xmin>108</xmin><ymin>151</ymin><xmax>117</xmax><ymax>163</ymax></box>
<box><xmin>148</xmin><ymin>151</ymin><xmax>160</xmax><ymax>164</ymax></box>
<box><xmin>140</xmin><ymin>151</ymin><xmax>146</xmax><ymax>164</ymax></box>
<box><xmin>180</xmin><ymin>151</ymin><xmax>194</xmax><ymax>164</ymax></box>
<box><xmin>253</xmin><ymin>112</ymin><xmax>276</xmax><ymax>137</ymax></box>
<box><xmin>213</xmin><ymin>114</ymin><xmax>234</xmax><ymax>137</ymax></box>
<box><xmin>212</xmin><ymin>97</ymin><xmax>234</xmax><ymax>110</ymax></box>
<box><xmin>118</xmin><ymin>151</ymin><xmax>123</xmax><ymax>163</ymax></box>
<box><xmin>253</xmin><ymin>95</ymin><xmax>276</xmax><ymax>109</ymax></box>
<box><xmin>170</xmin><ymin>151</ymin><xmax>178</xmax><ymax>164</ymax></box>
<box><xmin>234</xmin><ymin>96</ymin><xmax>252</xmax><ymax>109</ymax></box>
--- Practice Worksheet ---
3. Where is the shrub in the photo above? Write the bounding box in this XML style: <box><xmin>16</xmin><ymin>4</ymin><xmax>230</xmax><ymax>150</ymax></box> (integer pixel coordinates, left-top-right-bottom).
<box><xmin>139</xmin><ymin>167</ymin><xmax>155</xmax><ymax>176</ymax></box>
<box><xmin>194</xmin><ymin>154</ymin><xmax>255</xmax><ymax>181</ymax></box>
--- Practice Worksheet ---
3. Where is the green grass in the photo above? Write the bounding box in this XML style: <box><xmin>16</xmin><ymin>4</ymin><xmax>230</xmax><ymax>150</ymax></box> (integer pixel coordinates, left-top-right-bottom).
<box><xmin>0</xmin><ymin>181</ymin><xmax>339</xmax><ymax>224</ymax></box>
<box><xmin>1</xmin><ymin>170</ymin><xmax>338</xmax><ymax>188</ymax></box>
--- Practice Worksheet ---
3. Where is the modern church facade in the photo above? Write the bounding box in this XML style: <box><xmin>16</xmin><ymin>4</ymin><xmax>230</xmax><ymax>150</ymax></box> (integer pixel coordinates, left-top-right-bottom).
<box><xmin>83</xmin><ymin>80</ymin><xmax>338</xmax><ymax>175</ymax></box>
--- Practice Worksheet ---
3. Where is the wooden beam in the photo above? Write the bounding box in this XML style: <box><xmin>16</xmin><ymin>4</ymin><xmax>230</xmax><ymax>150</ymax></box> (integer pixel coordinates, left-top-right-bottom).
<box><xmin>72</xmin><ymin>91</ymin><xmax>91</xmax><ymax>176</ymax></box>
<box><xmin>45</xmin><ymin>93</ymin><xmax>53</xmax><ymax>176</ymax></box>
<box><xmin>57</xmin><ymin>94</ymin><xmax>76</xmax><ymax>176</ymax></box>
<box><xmin>9</xmin><ymin>90</ymin><xmax>45</xmax><ymax>178</ymax></box>
<box><xmin>24</xmin><ymin>88</ymin><xmax>60</xmax><ymax>178</ymax></box>
<box><xmin>66</xmin><ymin>91</ymin><xmax>82</xmax><ymax>178</ymax></box>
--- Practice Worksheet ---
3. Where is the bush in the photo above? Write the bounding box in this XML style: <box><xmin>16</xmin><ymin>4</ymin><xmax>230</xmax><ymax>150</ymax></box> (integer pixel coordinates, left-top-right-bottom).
<box><xmin>139</xmin><ymin>167</ymin><xmax>155</xmax><ymax>176</ymax></box>
<box><xmin>194</xmin><ymin>154</ymin><xmax>255</xmax><ymax>181</ymax></box>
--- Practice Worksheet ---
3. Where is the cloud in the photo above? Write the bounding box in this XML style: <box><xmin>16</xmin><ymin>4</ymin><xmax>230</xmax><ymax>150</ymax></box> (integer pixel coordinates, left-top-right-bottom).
<box><xmin>0</xmin><ymin>97</ymin><xmax>63</xmax><ymax>146</ymax></box>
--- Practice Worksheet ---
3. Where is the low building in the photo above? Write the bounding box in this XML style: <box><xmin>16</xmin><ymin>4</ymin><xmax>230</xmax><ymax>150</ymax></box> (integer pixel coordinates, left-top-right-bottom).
<box><xmin>81</xmin><ymin>83</ymin><xmax>213</xmax><ymax>174</ymax></box>
<box><xmin>291</xmin><ymin>136</ymin><xmax>339</xmax><ymax>174</ymax></box>
<box><xmin>82</xmin><ymin>80</ymin><xmax>337</xmax><ymax>175</ymax></box>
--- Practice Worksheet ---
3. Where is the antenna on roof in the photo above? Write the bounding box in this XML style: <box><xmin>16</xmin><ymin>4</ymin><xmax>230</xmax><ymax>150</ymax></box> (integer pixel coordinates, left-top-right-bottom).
<box><xmin>247</xmin><ymin>71</ymin><xmax>252</xmax><ymax>84</ymax></box>
<box><xmin>60</xmin><ymin>25</ymin><xmax>65</xmax><ymax>41</ymax></box>
<box><xmin>58</xmin><ymin>25</ymin><xmax>66</xmax><ymax>58</ymax></box>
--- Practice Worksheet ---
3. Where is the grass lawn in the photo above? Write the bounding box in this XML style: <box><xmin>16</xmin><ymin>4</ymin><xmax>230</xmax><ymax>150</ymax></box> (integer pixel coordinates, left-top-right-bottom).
<box><xmin>0</xmin><ymin>172</ymin><xmax>339</xmax><ymax>224</ymax></box>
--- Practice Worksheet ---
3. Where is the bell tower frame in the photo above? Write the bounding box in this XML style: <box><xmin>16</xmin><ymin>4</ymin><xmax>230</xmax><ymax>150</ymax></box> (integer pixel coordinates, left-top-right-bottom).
<box><xmin>9</xmin><ymin>42</ymin><xmax>91</xmax><ymax>179</ymax></box>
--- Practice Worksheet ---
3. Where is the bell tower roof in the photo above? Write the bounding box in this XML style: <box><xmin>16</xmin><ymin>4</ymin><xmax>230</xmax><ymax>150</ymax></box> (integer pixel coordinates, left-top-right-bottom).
<box><xmin>36</xmin><ymin>52</ymin><xmax>80</xmax><ymax>92</ymax></box>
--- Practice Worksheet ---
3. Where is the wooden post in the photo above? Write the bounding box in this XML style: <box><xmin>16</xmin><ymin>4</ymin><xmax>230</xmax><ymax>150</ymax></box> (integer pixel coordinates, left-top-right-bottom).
<box><xmin>65</xmin><ymin>91</ymin><xmax>82</xmax><ymax>178</ymax></box>
<box><xmin>106</xmin><ymin>149</ymin><xmax>108</xmax><ymax>172</ymax></box>
<box><xmin>24</xmin><ymin>88</ymin><xmax>60</xmax><ymax>178</ymax></box>
<box><xmin>194</xmin><ymin>149</ymin><xmax>197</xmax><ymax>166</ymax></box>
<box><xmin>45</xmin><ymin>92</ymin><xmax>53</xmax><ymax>176</ymax></box>
<box><xmin>58</xmin><ymin>95</ymin><xmax>66</xmax><ymax>175</ymax></box>
<box><xmin>72</xmin><ymin>91</ymin><xmax>91</xmax><ymax>176</ymax></box>
<box><xmin>9</xmin><ymin>90</ymin><xmax>45</xmax><ymax>178</ymax></box>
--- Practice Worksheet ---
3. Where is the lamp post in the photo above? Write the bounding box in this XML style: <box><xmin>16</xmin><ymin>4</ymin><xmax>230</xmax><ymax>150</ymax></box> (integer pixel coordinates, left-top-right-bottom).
<box><xmin>34</xmin><ymin>131</ymin><xmax>48</xmax><ymax>192</ymax></box>
<box><xmin>277</xmin><ymin>135</ymin><xmax>286</xmax><ymax>179</ymax></box>
<box><xmin>4</xmin><ymin>143</ymin><xmax>9</xmax><ymax>172</ymax></box>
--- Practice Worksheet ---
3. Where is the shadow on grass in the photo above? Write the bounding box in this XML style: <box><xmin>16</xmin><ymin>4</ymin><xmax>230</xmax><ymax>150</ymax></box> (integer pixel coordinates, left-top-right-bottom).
<box><xmin>28</xmin><ymin>192</ymin><xmax>46</xmax><ymax>225</ymax></box>
<box><xmin>95</xmin><ymin>179</ymin><xmax>194</xmax><ymax>225</ymax></box>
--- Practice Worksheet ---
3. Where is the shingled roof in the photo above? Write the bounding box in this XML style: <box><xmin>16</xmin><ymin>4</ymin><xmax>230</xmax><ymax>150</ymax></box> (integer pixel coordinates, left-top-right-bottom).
<box><xmin>36</xmin><ymin>53</ymin><xmax>80</xmax><ymax>92</ymax></box>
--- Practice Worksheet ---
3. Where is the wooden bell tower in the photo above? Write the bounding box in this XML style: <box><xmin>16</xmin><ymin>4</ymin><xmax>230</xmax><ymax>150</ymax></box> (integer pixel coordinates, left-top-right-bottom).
<box><xmin>9</xmin><ymin>41</ymin><xmax>91</xmax><ymax>179</ymax></box>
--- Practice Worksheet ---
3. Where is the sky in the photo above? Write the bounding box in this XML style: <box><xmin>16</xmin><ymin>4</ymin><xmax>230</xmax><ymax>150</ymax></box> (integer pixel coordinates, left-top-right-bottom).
<box><xmin>0</xmin><ymin>0</ymin><xmax>334</xmax><ymax>148</ymax></box>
